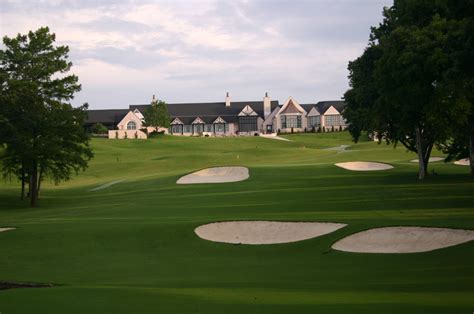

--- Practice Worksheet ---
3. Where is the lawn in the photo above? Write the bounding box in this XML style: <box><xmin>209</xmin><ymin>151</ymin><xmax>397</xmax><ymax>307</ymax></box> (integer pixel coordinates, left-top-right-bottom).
<box><xmin>0</xmin><ymin>132</ymin><xmax>473</xmax><ymax>313</ymax></box>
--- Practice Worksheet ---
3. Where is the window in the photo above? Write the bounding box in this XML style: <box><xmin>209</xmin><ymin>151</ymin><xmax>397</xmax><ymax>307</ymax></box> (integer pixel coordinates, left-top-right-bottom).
<box><xmin>324</xmin><ymin>115</ymin><xmax>341</xmax><ymax>126</ymax></box>
<box><xmin>214</xmin><ymin>123</ymin><xmax>226</xmax><ymax>133</ymax></box>
<box><xmin>127</xmin><ymin>121</ymin><xmax>136</xmax><ymax>130</ymax></box>
<box><xmin>171</xmin><ymin>124</ymin><xmax>183</xmax><ymax>134</ymax></box>
<box><xmin>281</xmin><ymin>115</ymin><xmax>301</xmax><ymax>128</ymax></box>
<box><xmin>239</xmin><ymin>116</ymin><xmax>257</xmax><ymax>132</ymax></box>
<box><xmin>193</xmin><ymin>124</ymin><xmax>204</xmax><ymax>134</ymax></box>
<box><xmin>183</xmin><ymin>125</ymin><xmax>192</xmax><ymax>133</ymax></box>
<box><xmin>308</xmin><ymin>116</ymin><xmax>321</xmax><ymax>127</ymax></box>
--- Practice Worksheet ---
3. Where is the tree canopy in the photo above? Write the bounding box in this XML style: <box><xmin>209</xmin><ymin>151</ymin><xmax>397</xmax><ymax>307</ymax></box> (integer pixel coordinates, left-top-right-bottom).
<box><xmin>0</xmin><ymin>27</ymin><xmax>93</xmax><ymax>206</ymax></box>
<box><xmin>343</xmin><ymin>0</ymin><xmax>474</xmax><ymax>179</ymax></box>
<box><xmin>143</xmin><ymin>98</ymin><xmax>170</xmax><ymax>133</ymax></box>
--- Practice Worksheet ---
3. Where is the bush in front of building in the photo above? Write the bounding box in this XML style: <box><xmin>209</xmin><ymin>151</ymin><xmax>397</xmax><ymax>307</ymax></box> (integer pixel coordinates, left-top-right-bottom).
<box><xmin>91</xmin><ymin>123</ymin><xmax>108</xmax><ymax>135</ymax></box>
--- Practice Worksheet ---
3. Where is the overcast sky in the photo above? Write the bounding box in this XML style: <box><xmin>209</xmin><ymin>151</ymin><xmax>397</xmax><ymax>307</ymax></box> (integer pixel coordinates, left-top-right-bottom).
<box><xmin>0</xmin><ymin>0</ymin><xmax>392</xmax><ymax>109</ymax></box>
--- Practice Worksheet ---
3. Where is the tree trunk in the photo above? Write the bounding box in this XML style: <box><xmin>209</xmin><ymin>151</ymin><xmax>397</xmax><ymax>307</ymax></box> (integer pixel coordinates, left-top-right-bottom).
<box><xmin>20</xmin><ymin>166</ymin><xmax>25</xmax><ymax>200</ymax></box>
<box><xmin>468</xmin><ymin>120</ymin><xmax>474</xmax><ymax>176</ymax></box>
<box><xmin>415</xmin><ymin>127</ymin><xmax>426</xmax><ymax>180</ymax></box>
<box><xmin>30</xmin><ymin>161</ymin><xmax>38</xmax><ymax>207</ymax></box>
<box><xmin>423</xmin><ymin>143</ymin><xmax>433</xmax><ymax>176</ymax></box>
<box><xmin>37</xmin><ymin>167</ymin><xmax>43</xmax><ymax>198</ymax></box>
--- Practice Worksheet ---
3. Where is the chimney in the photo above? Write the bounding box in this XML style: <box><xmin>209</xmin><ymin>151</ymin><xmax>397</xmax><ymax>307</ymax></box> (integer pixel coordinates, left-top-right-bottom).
<box><xmin>152</xmin><ymin>94</ymin><xmax>156</xmax><ymax>102</ymax></box>
<box><xmin>225</xmin><ymin>92</ymin><xmax>231</xmax><ymax>107</ymax></box>
<box><xmin>263</xmin><ymin>92</ymin><xmax>271</xmax><ymax>118</ymax></box>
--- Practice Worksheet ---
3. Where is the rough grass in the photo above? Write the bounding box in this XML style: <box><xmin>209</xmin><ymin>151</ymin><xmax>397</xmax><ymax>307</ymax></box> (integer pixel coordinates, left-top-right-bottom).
<box><xmin>0</xmin><ymin>132</ymin><xmax>473</xmax><ymax>313</ymax></box>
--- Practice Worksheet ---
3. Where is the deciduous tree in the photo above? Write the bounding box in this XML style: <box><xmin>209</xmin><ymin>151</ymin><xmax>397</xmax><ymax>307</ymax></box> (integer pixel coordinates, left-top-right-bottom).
<box><xmin>0</xmin><ymin>27</ymin><xmax>93</xmax><ymax>206</ymax></box>
<box><xmin>143</xmin><ymin>98</ymin><xmax>170</xmax><ymax>133</ymax></box>
<box><xmin>344</xmin><ymin>1</ymin><xmax>471</xmax><ymax>179</ymax></box>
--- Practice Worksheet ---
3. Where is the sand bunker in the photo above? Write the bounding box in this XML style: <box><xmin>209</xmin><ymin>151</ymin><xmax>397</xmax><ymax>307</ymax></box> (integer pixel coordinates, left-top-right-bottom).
<box><xmin>335</xmin><ymin>161</ymin><xmax>393</xmax><ymax>171</ymax></box>
<box><xmin>0</xmin><ymin>228</ymin><xmax>15</xmax><ymax>233</ymax></box>
<box><xmin>454</xmin><ymin>158</ymin><xmax>470</xmax><ymax>166</ymax></box>
<box><xmin>177</xmin><ymin>167</ymin><xmax>249</xmax><ymax>184</ymax></box>
<box><xmin>410</xmin><ymin>157</ymin><xmax>443</xmax><ymax>163</ymax></box>
<box><xmin>89</xmin><ymin>179</ymin><xmax>125</xmax><ymax>191</ymax></box>
<box><xmin>195</xmin><ymin>221</ymin><xmax>347</xmax><ymax>244</ymax></box>
<box><xmin>332</xmin><ymin>226</ymin><xmax>474</xmax><ymax>253</ymax></box>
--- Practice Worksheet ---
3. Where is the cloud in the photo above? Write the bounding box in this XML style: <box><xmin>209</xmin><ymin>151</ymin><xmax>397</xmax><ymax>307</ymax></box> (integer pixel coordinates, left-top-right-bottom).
<box><xmin>0</xmin><ymin>0</ymin><xmax>393</xmax><ymax>108</ymax></box>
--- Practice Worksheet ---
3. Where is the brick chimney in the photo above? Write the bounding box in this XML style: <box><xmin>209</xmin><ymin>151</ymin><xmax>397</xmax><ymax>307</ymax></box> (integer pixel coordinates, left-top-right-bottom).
<box><xmin>225</xmin><ymin>92</ymin><xmax>231</xmax><ymax>107</ymax></box>
<box><xmin>263</xmin><ymin>92</ymin><xmax>271</xmax><ymax>118</ymax></box>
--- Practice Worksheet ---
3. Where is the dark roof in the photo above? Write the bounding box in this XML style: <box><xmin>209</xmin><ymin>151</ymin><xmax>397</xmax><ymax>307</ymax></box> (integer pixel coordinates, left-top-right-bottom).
<box><xmin>84</xmin><ymin>100</ymin><xmax>344</xmax><ymax>126</ymax></box>
<box><xmin>129</xmin><ymin>100</ymin><xmax>279</xmax><ymax>121</ymax></box>
<box><xmin>300</xmin><ymin>104</ymin><xmax>315</xmax><ymax>113</ymax></box>
<box><xmin>85</xmin><ymin>109</ymin><xmax>129</xmax><ymax>125</ymax></box>
<box><xmin>301</xmin><ymin>101</ymin><xmax>346</xmax><ymax>114</ymax></box>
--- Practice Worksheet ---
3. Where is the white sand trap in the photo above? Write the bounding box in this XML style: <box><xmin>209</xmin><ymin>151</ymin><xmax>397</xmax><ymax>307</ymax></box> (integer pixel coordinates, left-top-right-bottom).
<box><xmin>335</xmin><ymin>161</ymin><xmax>393</xmax><ymax>171</ymax></box>
<box><xmin>332</xmin><ymin>227</ymin><xmax>474</xmax><ymax>253</ymax></box>
<box><xmin>177</xmin><ymin>167</ymin><xmax>249</xmax><ymax>184</ymax></box>
<box><xmin>0</xmin><ymin>228</ymin><xmax>15</xmax><ymax>233</ymax></box>
<box><xmin>410</xmin><ymin>157</ymin><xmax>444</xmax><ymax>163</ymax></box>
<box><xmin>195</xmin><ymin>221</ymin><xmax>347</xmax><ymax>244</ymax></box>
<box><xmin>454</xmin><ymin>158</ymin><xmax>470</xmax><ymax>166</ymax></box>
<box><xmin>89</xmin><ymin>179</ymin><xmax>125</xmax><ymax>191</ymax></box>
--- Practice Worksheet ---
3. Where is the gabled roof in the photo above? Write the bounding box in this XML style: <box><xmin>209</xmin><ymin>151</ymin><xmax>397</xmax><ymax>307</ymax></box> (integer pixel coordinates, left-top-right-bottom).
<box><xmin>171</xmin><ymin>117</ymin><xmax>183</xmax><ymax>125</ymax></box>
<box><xmin>300</xmin><ymin>101</ymin><xmax>346</xmax><ymax>115</ymax></box>
<box><xmin>117</xmin><ymin>110</ymin><xmax>142</xmax><ymax>128</ymax></box>
<box><xmin>306</xmin><ymin>106</ymin><xmax>321</xmax><ymax>116</ymax></box>
<box><xmin>192</xmin><ymin>117</ymin><xmax>205</xmax><ymax>124</ymax></box>
<box><xmin>280</xmin><ymin>99</ymin><xmax>302</xmax><ymax>114</ymax></box>
<box><xmin>300</xmin><ymin>104</ymin><xmax>315</xmax><ymax>113</ymax></box>
<box><xmin>214</xmin><ymin>116</ymin><xmax>226</xmax><ymax>124</ymax></box>
<box><xmin>238</xmin><ymin>105</ymin><xmax>258</xmax><ymax>116</ymax></box>
<box><xmin>278</xmin><ymin>97</ymin><xmax>306</xmax><ymax>115</ymax></box>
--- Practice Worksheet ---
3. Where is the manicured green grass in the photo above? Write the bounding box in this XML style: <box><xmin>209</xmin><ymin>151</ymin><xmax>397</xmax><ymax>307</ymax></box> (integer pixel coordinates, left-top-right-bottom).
<box><xmin>0</xmin><ymin>132</ymin><xmax>473</xmax><ymax>313</ymax></box>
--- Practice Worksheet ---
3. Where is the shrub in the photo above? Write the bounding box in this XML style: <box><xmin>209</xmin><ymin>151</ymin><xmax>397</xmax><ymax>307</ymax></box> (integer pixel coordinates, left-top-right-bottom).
<box><xmin>91</xmin><ymin>123</ymin><xmax>108</xmax><ymax>134</ymax></box>
<box><xmin>149</xmin><ymin>130</ymin><xmax>165</xmax><ymax>138</ymax></box>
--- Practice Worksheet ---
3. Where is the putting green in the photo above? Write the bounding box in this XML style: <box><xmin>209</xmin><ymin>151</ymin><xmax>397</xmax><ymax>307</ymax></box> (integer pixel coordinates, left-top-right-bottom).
<box><xmin>0</xmin><ymin>132</ymin><xmax>473</xmax><ymax>313</ymax></box>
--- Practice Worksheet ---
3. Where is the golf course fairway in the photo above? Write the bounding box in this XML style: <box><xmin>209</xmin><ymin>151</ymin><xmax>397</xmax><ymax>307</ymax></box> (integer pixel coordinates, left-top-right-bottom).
<box><xmin>0</xmin><ymin>132</ymin><xmax>473</xmax><ymax>313</ymax></box>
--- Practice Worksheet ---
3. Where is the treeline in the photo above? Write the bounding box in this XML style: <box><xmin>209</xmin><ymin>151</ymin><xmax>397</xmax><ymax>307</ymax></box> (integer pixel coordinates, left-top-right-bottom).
<box><xmin>344</xmin><ymin>0</ymin><xmax>473</xmax><ymax>179</ymax></box>
<box><xmin>0</xmin><ymin>27</ymin><xmax>93</xmax><ymax>206</ymax></box>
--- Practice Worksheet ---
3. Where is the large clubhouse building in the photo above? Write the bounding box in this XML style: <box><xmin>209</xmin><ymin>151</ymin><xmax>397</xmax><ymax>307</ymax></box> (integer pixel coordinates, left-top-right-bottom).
<box><xmin>85</xmin><ymin>93</ymin><xmax>347</xmax><ymax>139</ymax></box>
